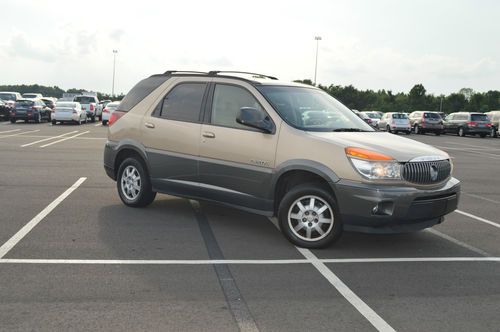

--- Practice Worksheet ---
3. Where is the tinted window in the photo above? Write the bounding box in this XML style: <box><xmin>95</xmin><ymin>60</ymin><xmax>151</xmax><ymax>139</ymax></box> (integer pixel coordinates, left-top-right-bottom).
<box><xmin>211</xmin><ymin>84</ymin><xmax>263</xmax><ymax>129</ymax></box>
<box><xmin>424</xmin><ymin>113</ymin><xmax>440</xmax><ymax>119</ymax></box>
<box><xmin>365</xmin><ymin>112</ymin><xmax>381</xmax><ymax>119</ymax></box>
<box><xmin>16</xmin><ymin>100</ymin><xmax>34</xmax><ymax>107</ymax></box>
<box><xmin>471</xmin><ymin>114</ymin><xmax>488</xmax><ymax>121</ymax></box>
<box><xmin>0</xmin><ymin>93</ymin><xmax>16</xmax><ymax>101</ymax></box>
<box><xmin>74</xmin><ymin>96</ymin><xmax>96</xmax><ymax>104</ymax></box>
<box><xmin>160</xmin><ymin>83</ymin><xmax>206</xmax><ymax>122</ymax></box>
<box><xmin>119</xmin><ymin>75</ymin><xmax>171</xmax><ymax>112</ymax></box>
<box><xmin>392</xmin><ymin>113</ymin><xmax>408</xmax><ymax>119</ymax></box>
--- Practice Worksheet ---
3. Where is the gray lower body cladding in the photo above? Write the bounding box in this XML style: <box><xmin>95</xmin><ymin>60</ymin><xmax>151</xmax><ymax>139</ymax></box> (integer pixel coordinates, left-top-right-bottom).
<box><xmin>334</xmin><ymin>178</ymin><xmax>460</xmax><ymax>233</ymax></box>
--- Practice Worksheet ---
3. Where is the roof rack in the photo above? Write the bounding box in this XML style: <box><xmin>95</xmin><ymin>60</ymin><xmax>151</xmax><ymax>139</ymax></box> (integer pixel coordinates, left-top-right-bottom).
<box><xmin>208</xmin><ymin>71</ymin><xmax>278</xmax><ymax>80</ymax></box>
<box><xmin>163</xmin><ymin>70</ymin><xmax>208</xmax><ymax>75</ymax></box>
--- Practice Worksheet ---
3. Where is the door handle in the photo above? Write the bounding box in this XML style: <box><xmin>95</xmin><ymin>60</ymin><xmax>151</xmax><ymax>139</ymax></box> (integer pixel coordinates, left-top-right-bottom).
<box><xmin>202</xmin><ymin>132</ymin><xmax>216</xmax><ymax>138</ymax></box>
<box><xmin>145</xmin><ymin>122</ymin><xmax>155</xmax><ymax>129</ymax></box>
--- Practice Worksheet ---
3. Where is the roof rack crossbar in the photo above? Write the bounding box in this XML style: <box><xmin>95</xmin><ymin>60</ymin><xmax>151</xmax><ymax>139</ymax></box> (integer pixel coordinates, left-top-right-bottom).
<box><xmin>163</xmin><ymin>70</ymin><xmax>208</xmax><ymax>75</ymax></box>
<box><xmin>208</xmin><ymin>71</ymin><xmax>278</xmax><ymax>80</ymax></box>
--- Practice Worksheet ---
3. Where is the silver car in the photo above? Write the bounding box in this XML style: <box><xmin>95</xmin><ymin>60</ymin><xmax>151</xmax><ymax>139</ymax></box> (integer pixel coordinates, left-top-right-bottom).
<box><xmin>52</xmin><ymin>101</ymin><xmax>86</xmax><ymax>125</ymax></box>
<box><xmin>378</xmin><ymin>112</ymin><xmax>412</xmax><ymax>134</ymax></box>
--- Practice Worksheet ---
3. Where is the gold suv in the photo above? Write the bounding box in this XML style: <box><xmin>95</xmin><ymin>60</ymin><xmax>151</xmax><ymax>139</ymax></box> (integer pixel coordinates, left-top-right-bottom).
<box><xmin>104</xmin><ymin>71</ymin><xmax>460</xmax><ymax>248</ymax></box>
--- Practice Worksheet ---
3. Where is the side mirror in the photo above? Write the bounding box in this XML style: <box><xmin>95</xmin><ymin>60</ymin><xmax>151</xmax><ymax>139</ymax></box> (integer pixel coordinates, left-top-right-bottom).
<box><xmin>236</xmin><ymin>107</ymin><xmax>275</xmax><ymax>134</ymax></box>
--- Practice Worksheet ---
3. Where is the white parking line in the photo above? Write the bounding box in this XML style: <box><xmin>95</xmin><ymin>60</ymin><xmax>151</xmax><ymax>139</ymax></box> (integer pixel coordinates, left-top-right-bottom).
<box><xmin>297</xmin><ymin>247</ymin><xmax>396</xmax><ymax>332</ymax></box>
<box><xmin>40</xmin><ymin>131</ymin><xmax>90</xmax><ymax>147</ymax></box>
<box><xmin>0</xmin><ymin>257</ymin><xmax>498</xmax><ymax>265</ymax></box>
<box><xmin>455</xmin><ymin>209</ymin><xmax>500</xmax><ymax>229</ymax></box>
<box><xmin>462</xmin><ymin>192</ymin><xmax>500</xmax><ymax>205</ymax></box>
<box><xmin>0</xmin><ymin>129</ymin><xmax>40</xmax><ymax>139</ymax></box>
<box><xmin>0</xmin><ymin>129</ymin><xmax>21</xmax><ymax>134</ymax></box>
<box><xmin>426</xmin><ymin>228</ymin><xmax>491</xmax><ymax>257</ymax></box>
<box><xmin>94</xmin><ymin>123</ymin><xmax>102</xmax><ymax>127</ymax></box>
<box><xmin>434</xmin><ymin>145</ymin><xmax>500</xmax><ymax>160</ymax></box>
<box><xmin>21</xmin><ymin>130</ymin><xmax>79</xmax><ymax>147</ymax></box>
<box><xmin>0</xmin><ymin>177</ymin><xmax>87</xmax><ymax>259</ymax></box>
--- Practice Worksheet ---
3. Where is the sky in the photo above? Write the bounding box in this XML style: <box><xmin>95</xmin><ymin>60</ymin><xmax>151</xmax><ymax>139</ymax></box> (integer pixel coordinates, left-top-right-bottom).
<box><xmin>1</xmin><ymin>0</ymin><xmax>499</xmax><ymax>96</ymax></box>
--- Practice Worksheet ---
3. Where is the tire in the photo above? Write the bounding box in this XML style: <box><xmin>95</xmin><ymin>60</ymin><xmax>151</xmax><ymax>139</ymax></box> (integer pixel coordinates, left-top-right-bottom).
<box><xmin>414</xmin><ymin>124</ymin><xmax>419</xmax><ymax>134</ymax></box>
<box><xmin>435</xmin><ymin>131</ymin><xmax>441</xmax><ymax>136</ymax></box>
<box><xmin>52</xmin><ymin>120</ymin><xmax>56</xmax><ymax>125</ymax></box>
<box><xmin>386</xmin><ymin>125</ymin><xmax>392</xmax><ymax>133</ymax></box>
<box><xmin>458</xmin><ymin>127</ymin><xmax>465</xmax><ymax>137</ymax></box>
<box><xmin>117</xmin><ymin>157</ymin><xmax>156</xmax><ymax>207</ymax></box>
<box><xmin>10</xmin><ymin>119</ymin><xmax>15</xmax><ymax>124</ymax></box>
<box><xmin>491</xmin><ymin>127</ymin><xmax>497</xmax><ymax>138</ymax></box>
<box><xmin>278</xmin><ymin>183</ymin><xmax>342</xmax><ymax>248</ymax></box>
<box><xmin>406</xmin><ymin>131</ymin><xmax>411</xmax><ymax>135</ymax></box>
<box><xmin>91</xmin><ymin>116</ymin><xmax>95</xmax><ymax>123</ymax></box>
<box><xmin>480</xmin><ymin>133</ymin><xmax>486</xmax><ymax>138</ymax></box>
<box><xmin>102</xmin><ymin>120</ymin><xmax>108</xmax><ymax>126</ymax></box>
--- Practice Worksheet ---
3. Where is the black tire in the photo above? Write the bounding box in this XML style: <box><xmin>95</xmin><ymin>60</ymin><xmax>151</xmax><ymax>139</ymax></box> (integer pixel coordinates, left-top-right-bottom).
<box><xmin>91</xmin><ymin>116</ymin><xmax>96</xmax><ymax>123</ymax></box>
<box><xmin>435</xmin><ymin>131</ymin><xmax>441</xmax><ymax>136</ymax></box>
<box><xmin>406</xmin><ymin>131</ymin><xmax>411</xmax><ymax>135</ymax></box>
<box><xmin>386</xmin><ymin>125</ymin><xmax>392</xmax><ymax>133</ymax></box>
<box><xmin>52</xmin><ymin>120</ymin><xmax>56</xmax><ymax>125</ymax></box>
<box><xmin>102</xmin><ymin>120</ymin><xmax>108</xmax><ymax>126</ymax></box>
<box><xmin>479</xmin><ymin>133</ymin><xmax>486</xmax><ymax>138</ymax></box>
<box><xmin>35</xmin><ymin>114</ymin><xmax>41</xmax><ymax>123</ymax></box>
<box><xmin>278</xmin><ymin>183</ymin><xmax>342</xmax><ymax>248</ymax></box>
<box><xmin>414</xmin><ymin>124</ymin><xmax>419</xmax><ymax>134</ymax></box>
<box><xmin>116</xmin><ymin>157</ymin><xmax>156</xmax><ymax>207</ymax></box>
<box><xmin>491</xmin><ymin>127</ymin><xmax>497</xmax><ymax>138</ymax></box>
<box><xmin>458</xmin><ymin>127</ymin><xmax>465</xmax><ymax>137</ymax></box>
<box><xmin>10</xmin><ymin>119</ymin><xmax>16</xmax><ymax>124</ymax></box>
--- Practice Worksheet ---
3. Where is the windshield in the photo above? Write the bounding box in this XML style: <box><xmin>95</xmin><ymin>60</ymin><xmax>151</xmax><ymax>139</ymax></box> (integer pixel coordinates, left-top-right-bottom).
<box><xmin>392</xmin><ymin>113</ymin><xmax>408</xmax><ymax>119</ymax></box>
<box><xmin>471</xmin><ymin>114</ymin><xmax>488</xmax><ymax>121</ymax></box>
<box><xmin>0</xmin><ymin>93</ymin><xmax>16</xmax><ymax>101</ymax></box>
<box><xmin>257</xmin><ymin>86</ymin><xmax>374</xmax><ymax>132</ymax></box>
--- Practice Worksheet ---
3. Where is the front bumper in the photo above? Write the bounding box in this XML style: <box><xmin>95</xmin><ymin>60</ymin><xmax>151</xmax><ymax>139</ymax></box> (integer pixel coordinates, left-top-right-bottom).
<box><xmin>334</xmin><ymin>178</ymin><xmax>460</xmax><ymax>233</ymax></box>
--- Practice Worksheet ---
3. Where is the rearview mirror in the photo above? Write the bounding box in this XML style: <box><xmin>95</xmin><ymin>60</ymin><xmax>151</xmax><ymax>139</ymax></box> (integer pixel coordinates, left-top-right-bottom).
<box><xmin>236</xmin><ymin>107</ymin><xmax>275</xmax><ymax>134</ymax></box>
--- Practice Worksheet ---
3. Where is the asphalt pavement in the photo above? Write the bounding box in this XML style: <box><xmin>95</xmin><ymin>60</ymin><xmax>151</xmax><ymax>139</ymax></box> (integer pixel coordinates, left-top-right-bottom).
<box><xmin>0</xmin><ymin>121</ymin><xmax>499</xmax><ymax>331</ymax></box>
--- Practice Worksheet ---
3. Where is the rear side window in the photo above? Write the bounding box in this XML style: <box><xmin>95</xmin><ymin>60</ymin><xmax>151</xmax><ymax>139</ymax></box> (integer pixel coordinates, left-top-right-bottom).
<box><xmin>159</xmin><ymin>83</ymin><xmax>206</xmax><ymax>122</ymax></box>
<box><xmin>119</xmin><ymin>75</ymin><xmax>171</xmax><ymax>112</ymax></box>
<box><xmin>471</xmin><ymin>114</ymin><xmax>488</xmax><ymax>121</ymax></box>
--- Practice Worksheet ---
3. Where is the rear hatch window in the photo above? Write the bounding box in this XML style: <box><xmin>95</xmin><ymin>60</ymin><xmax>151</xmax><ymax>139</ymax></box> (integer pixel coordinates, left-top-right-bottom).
<box><xmin>392</xmin><ymin>113</ymin><xmax>408</xmax><ymax>119</ymax></box>
<box><xmin>16</xmin><ymin>100</ymin><xmax>34</xmax><ymax>107</ymax></box>
<box><xmin>74</xmin><ymin>96</ymin><xmax>96</xmax><ymax>104</ymax></box>
<box><xmin>471</xmin><ymin>114</ymin><xmax>488</xmax><ymax>122</ymax></box>
<box><xmin>118</xmin><ymin>75</ymin><xmax>171</xmax><ymax>112</ymax></box>
<box><xmin>424</xmin><ymin>113</ymin><xmax>440</xmax><ymax>119</ymax></box>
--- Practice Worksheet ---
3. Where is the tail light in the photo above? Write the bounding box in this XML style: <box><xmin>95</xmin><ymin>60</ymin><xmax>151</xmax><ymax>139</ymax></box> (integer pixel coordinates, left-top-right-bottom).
<box><xmin>103</xmin><ymin>108</ymin><xmax>109</xmax><ymax>113</ymax></box>
<box><xmin>108</xmin><ymin>110</ymin><xmax>126</xmax><ymax>126</ymax></box>
<box><xmin>486</xmin><ymin>123</ymin><xmax>492</xmax><ymax>127</ymax></box>
<box><xmin>467</xmin><ymin>121</ymin><xmax>477</xmax><ymax>126</ymax></box>
<box><xmin>90</xmin><ymin>104</ymin><xmax>94</xmax><ymax>111</ymax></box>
<box><xmin>72</xmin><ymin>108</ymin><xmax>77</xmax><ymax>114</ymax></box>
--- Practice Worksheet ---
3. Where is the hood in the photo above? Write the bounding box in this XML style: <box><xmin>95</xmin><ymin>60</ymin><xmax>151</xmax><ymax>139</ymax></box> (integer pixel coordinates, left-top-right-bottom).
<box><xmin>307</xmin><ymin>132</ymin><xmax>448</xmax><ymax>162</ymax></box>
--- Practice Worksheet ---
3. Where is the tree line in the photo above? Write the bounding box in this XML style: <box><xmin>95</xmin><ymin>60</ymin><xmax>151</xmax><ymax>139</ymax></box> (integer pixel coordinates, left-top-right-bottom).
<box><xmin>294</xmin><ymin>80</ymin><xmax>500</xmax><ymax>114</ymax></box>
<box><xmin>0</xmin><ymin>84</ymin><xmax>124</xmax><ymax>101</ymax></box>
<box><xmin>2</xmin><ymin>82</ymin><xmax>499</xmax><ymax>114</ymax></box>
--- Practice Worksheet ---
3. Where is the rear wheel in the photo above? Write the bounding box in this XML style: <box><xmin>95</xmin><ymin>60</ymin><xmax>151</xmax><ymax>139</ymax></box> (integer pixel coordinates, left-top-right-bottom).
<box><xmin>102</xmin><ymin>120</ymin><xmax>108</xmax><ymax>126</ymax></box>
<box><xmin>406</xmin><ymin>130</ymin><xmax>411</xmax><ymax>135</ymax></box>
<box><xmin>52</xmin><ymin>120</ymin><xmax>56</xmax><ymax>125</ymax></box>
<box><xmin>35</xmin><ymin>114</ymin><xmax>41</xmax><ymax>123</ymax></box>
<box><xmin>491</xmin><ymin>127</ymin><xmax>497</xmax><ymax>138</ymax></box>
<box><xmin>414</xmin><ymin>124</ymin><xmax>420</xmax><ymax>134</ymax></box>
<box><xmin>435</xmin><ymin>131</ymin><xmax>441</xmax><ymax>136</ymax></box>
<box><xmin>480</xmin><ymin>133</ymin><xmax>487</xmax><ymax>138</ymax></box>
<box><xmin>10</xmin><ymin>119</ymin><xmax>15</xmax><ymax>124</ymax></box>
<box><xmin>91</xmin><ymin>115</ymin><xmax>95</xmax><ymax>123</ymax></box>
<box><xmin>386</xmin><ymin>125</ymin><xmax>392</xmax><ymax>133</ymax></box>
<box><xmin>278</xmin><ymin>183</ymin><xmax>342</xmax><ymax>248</ymax></box>
<box><xmin>117</xmin><ymin>157</ymin><xmax>156</xmax><ymax>207</ymax></box>
<box><xmin>458</xmin><ymin>127</ymin><xmax>465</xmax><ymax>137</ymax></box>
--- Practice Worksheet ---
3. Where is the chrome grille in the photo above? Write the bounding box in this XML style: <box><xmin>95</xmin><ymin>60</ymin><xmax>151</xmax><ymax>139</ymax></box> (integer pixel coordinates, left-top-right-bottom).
<box><xmin>402</xmin><ymin>160</ymin><xmax>451</xmax><ymax>184</ymax></box>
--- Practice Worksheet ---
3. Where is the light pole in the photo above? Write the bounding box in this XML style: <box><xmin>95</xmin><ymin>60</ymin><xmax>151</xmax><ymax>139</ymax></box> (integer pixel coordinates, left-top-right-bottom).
<box><xmin>314</xmin><ymin>36</ymin><xmax>322</xmax><ymax>86</ymax></box>
<box><xmin>439</xmin><ymin>95</ymin><xmax>444</xmax><ymax>113</ymax></box>
<box><xmin>112</xmin><ymin>50</ymin><xmax>118</xmax><ymax>97</ymax></box>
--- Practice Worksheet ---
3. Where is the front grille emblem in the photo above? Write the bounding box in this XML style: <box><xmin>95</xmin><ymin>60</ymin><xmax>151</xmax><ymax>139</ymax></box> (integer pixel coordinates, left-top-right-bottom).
<box><xmin>430</xmin><ymin>165</ymin><xmax>438</xmax><ymax>181</ymax></box>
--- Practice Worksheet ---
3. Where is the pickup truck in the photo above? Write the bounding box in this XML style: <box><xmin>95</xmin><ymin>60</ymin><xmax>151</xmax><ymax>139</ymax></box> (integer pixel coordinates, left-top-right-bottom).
<box><xmin>73</xmin><ymin>95</ymin><xmax>100</xmax><ymax>122</ymax></box>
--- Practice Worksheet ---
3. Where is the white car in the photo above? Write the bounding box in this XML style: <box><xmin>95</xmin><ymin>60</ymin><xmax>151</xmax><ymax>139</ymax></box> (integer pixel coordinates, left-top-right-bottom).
<box><xmin>73</xmin><ymin>95</ymin><xmax>100</xmax><ymax>122</ymax></box>
<box><xmin>378</xmin><ymin>112</ymin><xmax>412</xmax><ymax>134</ymax></box>
<box><xmin>52</xmin><ymin>101</ymin><xmax>86</xmax><ymax>125</ymax></box>
<box><xmin>23</xmin><ymin>93</ymin><xmax>43</xmax><ymax>99</ymax></box>
<box><xmin>361</xmin><ymin>111</ymin><xmax>382</xmax><ymax>126</ymax></box>
<box><xmin>101</xmin><ymin>101</ymin><xmax>120</xmax><ymax>125</ymax></box>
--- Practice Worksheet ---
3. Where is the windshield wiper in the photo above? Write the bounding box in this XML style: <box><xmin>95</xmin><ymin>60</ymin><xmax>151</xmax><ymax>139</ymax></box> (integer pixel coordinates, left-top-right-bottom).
<box><xmin>332</xmin><ymin>128</ymin><xmax>370</xmax><ymax>132</ymax></box>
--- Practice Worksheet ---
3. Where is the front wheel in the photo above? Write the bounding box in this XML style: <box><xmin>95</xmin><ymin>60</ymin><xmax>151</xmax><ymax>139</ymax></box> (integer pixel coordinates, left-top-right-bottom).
<box><xmin>10</xmin><ymin>119</ymin><xmax>16</xmax><ymax>124</ymax></box>
<box><xmin>458</xmin><ymin>127</ymin><xmax>465</xmax><ymax>137</ymax></box>
<box><xmin>480</xmin><ymin>133</ymin><xmax>487</xmax><ymax>138</ymax></box>
<box><xmin>386</xmin><ymin>125</ymin><xmax>392</xmax><ymax>133</ymax></box>
<box><xmin>278</xmin><ymin>183</ymin><xmax>342</xmax><ymax>248</ymax></box>
<box><xmin>91</xmin><ymin>116</ymin><xmax>96</xmax><ymax>123</ymax></box>
<box><xmin>414</xmin><ymin>124</ymin><xmax>419</xmax><ymax>134</ymax></box>
<box><xmin>117</xmin><ymin>158</ymin><xmax>156</xmax><ymax>207</ymax></box>
<box><xmin>102</xmin><ymin>120</ymin><xmax>108</xmax><ymax>126</ymax></box>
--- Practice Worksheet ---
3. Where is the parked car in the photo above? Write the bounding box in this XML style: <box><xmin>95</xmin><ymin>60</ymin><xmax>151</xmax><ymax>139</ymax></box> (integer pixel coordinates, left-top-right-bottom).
<box><xmin>377</xmin><ymin>112</ymin><xmax>411</xmax><ymax>134</ymax></box>
<box><xmin>361</xmin><ymin>111</ymin><xmax>382</xmax><ymax>127</ymax></box>
<box><xmin>0</xmin><ymin>91</ymin><xmax>23</xmax><ymax>108</ymax></box>
<box><xmin>408</xmin><ymin>111</ymin><xmax>444</xmax><ymax>135</ymax></box>
<box><xmin>98</xmin><ymin>99</ymin><xmax>112</xmax><ymax>116</ymax></box>
<box><xmin>52</xmin><ymin>101</ymin><xmax>86</xmax><ymax>125</ymax></box>
<box><xmin>41</xmin><ymin>98</ymin><xmax>56</xmax><ymax>109</ymax></box>
<box><xmin>101</xmin><ymin>101</ymin><xmax>120</xmax><ymax>125</ymax></box>
<box><xmin>103</xmin><ymin>70</ymin><xmax>460</xmax><ymax>248</ymax></box>
<box><xmin>11</xmin><ymin>99</ymin><xmax>51</xmax><ymax>123</ymax></box>
<box><xmin>0</xmin><ymin>99</ymin><xmax>10</xmax><ymax>121</ymax></box>
<box><xmin>443</xmin><ymin>112</ymin><xmax>492</xmax><ymax>138</ymax></box>
<box><xmin>484</xmin><ymin>110</ymin><xmax>500</xmax><ymax>138</ymax></box>
<box><xmin>73</xmin><ymin>95</ymin><xmax>100</xmax><ymax>122</ymax></box>
<box><xmin>353</xmin><ymin>111</ymin><xmax>374</xmax><ymax>126</ymax></box>
<box><xmin>22</xmin><ymin>93</ymin><xmax>43</xmax><ymax>99</ymax></box>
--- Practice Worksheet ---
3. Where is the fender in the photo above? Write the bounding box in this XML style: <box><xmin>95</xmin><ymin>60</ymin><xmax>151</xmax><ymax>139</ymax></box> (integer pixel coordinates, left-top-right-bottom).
<box><xmin>271</xmin><ymin>159</ymin><xmax>340</xmax><ymax>190</ymax></box>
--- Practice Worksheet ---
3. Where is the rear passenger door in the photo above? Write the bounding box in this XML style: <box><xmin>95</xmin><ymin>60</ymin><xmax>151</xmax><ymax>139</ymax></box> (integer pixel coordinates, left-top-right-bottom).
<box><xmin>141</xmin><ymin>80</ymin><xmax>209</xmax><ymax>196</ymax></box>
<box><xmin>198</xmin><ymin>81</ymin><xmax>280</xmax><ymax>213</ymax></box>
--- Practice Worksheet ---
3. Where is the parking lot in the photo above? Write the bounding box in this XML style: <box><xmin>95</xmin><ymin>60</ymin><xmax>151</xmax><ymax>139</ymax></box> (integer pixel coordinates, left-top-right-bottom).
<box><xmin>0</xmin><ymin>121</ymin><xmax>499</xmax><ymax>331</ymax></box>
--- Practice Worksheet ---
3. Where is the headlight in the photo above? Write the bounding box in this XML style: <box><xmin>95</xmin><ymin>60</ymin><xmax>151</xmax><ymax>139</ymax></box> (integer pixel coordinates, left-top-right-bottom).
<box><xmin>345</xmin><ymin>147</ymin><xmax>401</xmax><ymax>180</ymax></box>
